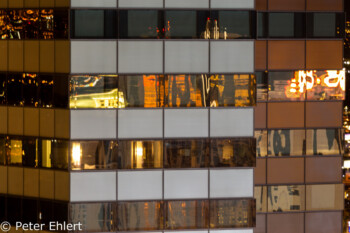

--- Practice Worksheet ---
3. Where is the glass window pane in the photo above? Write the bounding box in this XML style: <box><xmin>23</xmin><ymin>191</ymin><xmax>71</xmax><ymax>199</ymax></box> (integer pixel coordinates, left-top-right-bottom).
<box><xmin>305</xmin><ymin>70</ymin><xmax>345</xmax><ymax>100</ymax></box>
<box><xmin>210</xmin><ymin>199</ymin><xmax>255</xmax><ymax>228</ymax></box>
<box><xmin>210</xmin><ymin>138</ymin><xmax>256</xmax><ymax>167</ymax></box>
<box><xmin>313</xmin><ymin>13</ymin><xmax>335</xmax><ymax>37</ymax></box>
<box><xmin>117</xmin><ymin>201</ymin><xmax>163</xmax><ymax>231</ymax></box>
<box><xmin>7</xmin><ymin>73</ymin><xmax>23</xmax><ymax>106</ymax></box>
<box><xmin>268</xmin><ymin>130</ymin><xmax>305</xmax><ymax>156</ymax></box>
<box><xmin>306</xmin><ymin>129</ymin><xmax>344</xmax><ymax>155</ymax></box>
<box><xmin>165</xmin><ymin>200</ymin><xmax>209</xmax><ymax>229</ymax></box>
<box><xmin>306</xmin><ymin>184</ymin><xmax>343</xmax><ymax>211</ymax></box>
<box><xmin>0</xmin><ymin>10</ymin><xmax>10</xmax><ymax>39</ymax></box>
<box><xmin>22</xmin><ymin>198</ymin><xmax>37</xmax><ymax>223</ymax></box>
<box><xmin>212</xmin><ymin>11</ymin><xmax>251</xmax><ymax>39</ymax></box>
<box><xmin>165</xmin><ymin>75</ymin><xmax>209</xmax><ymax>107</ymax></box>
<box><xmin>40</xmin><ymin>139</ymin><xmax>52</xmax><ymax>168</ymax></box>
<box><xmin>39</xmin><ymin>75</ymin><xmax>54</xmax><ymax>108</ymax></box>
<box><xmin>54</xmin><ymin>75</ymin><xmax>68</xmax><ymax>108</ymax></box>
<box><xmin>74</xmin><ymin>10</ymin><xmax>104</xmax><ymax>38</ymax></box>
<box><xmin>120</xmin><ymin>10</ymin><xmax>162</xmax><ymax>39</ymax></box>
<box><xmin>118</xmin><ymin>140</ymin><xmax>163</xmax><ymax>169</ymax></box>
<box><xmin>39</xmin><ymin>200</ymin><xmax>53</xmax><ymax>229</ymax></box>
<box><xmin>268</xmin><ymin>185</ymin><xmax>305</xmax><ymax>212</ymax></box>
<box><xmin>53</xmin><ymin>202</ymin><xmax>68</xmax><ymax>223</ymax></box>
<box><xmin>210</xmin><ymin>74</ymin><xmax>256</xmax><ymax>107</ymax></box>
<box><xmin>256</xmin><ymin>72</ymin><xmax>268</xmax><ymax>102</ymax></box>
<box><xmin>269</xmin><ymin>13</ymin><xmax>294</xmax><ymax>37</ymax></box>
<box><xmin>40</xmin><ymin>9</ymin><xmax>54</xmax><ymax>39</ymax></box>
<box><xmin>0</xmin><ymin>137</ymin><xmax>5</xmax><ymax>165</ymax></box>
<box><xmin>54</xmin><ymin>9</ymin><xmax>69</xmax><ymax>39</ymax></box>
<box><xmin>0</xmin><ymin>73</ymin><xmax>6</xmax><ymax>105</ymax></box>
<box><xmin>165</xmin><ymin>11</ymin><xmax>208</xmax><ymax>39</ymax></box>
<box><xmin>23</xmin><ymin>73</ymin><xmax>39</xmax><ymax>107</ymax></box>
<box><xmin>0</xmin><ymin>195</ymin><xmax>5</xmax><ymax>222</ymax></box>
<box><xmin>164</xmin><ymin>139</ymin><xmax>209</xmax><ymax>168</ymax></box>
<box><xmin>255</xmin><ymin>130</ymin><xmax>267</xmax><ymax>157</ymax></box>
<box><xmin>7</xmin><ymin>197</ymin><xmax>22</xmax><ymax>225</ymax></box>
<box><xmin>51</xmin><ymin>140</ymin><xmax>68</xmax><ymax>169</ymax></box>
<box><xmin>70</xmin><ymin>75</ymin><xmax>119</xmax><ymax>109</ymax></box>
<box><xmin>22</xmin><ymin>138</ymin><xmax>38</xmax><ymax>167</ymax></box>
<box><xmin>255</xmin><ymin>186</ymin><xmax>267</xmax><ymax>213</ymax></box>
<box><xmin>8</xmin><ymin>10</ymin><xmax>24</xmax><ymax>39</ymax></box>
<box><xmin>70</xmin><ymin>203</ymin><xmax>116</xmax><ymax>232</ymax></box>
<box><xmin>70</xmin><ymin>141</ymin><xmax>118</xmax><ymax>170</ymax></box>
<box><xmin>257</xmin><ymin>12</ymin><xmax>266</xmax><ymax>38</ymax></box>
<box><xmin>119</xmin><ymin>75</ymin><xmax>163</xmax><ymax>108</ymax></box>
<box><xmin>268</xmin><ymin>72</ymin><xmax>305</xmax><ymax>101</ymax></box>
<box><xmin>7</xmin><ymin>137</ymin><xmax>23</xmax><ymax>165</ymax></box>
<box><xmin>23</xmin><ymin>9</ymin><xmax>39</xmax><ymax>39</ymax></box>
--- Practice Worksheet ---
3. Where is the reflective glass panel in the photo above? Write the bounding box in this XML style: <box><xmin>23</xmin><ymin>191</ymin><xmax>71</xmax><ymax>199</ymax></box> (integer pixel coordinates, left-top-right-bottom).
<box><xmin>40</xmin><ymin>9</ymin><xmax>54</xmax><ymax>39</ymax></box>
<box><xmin>269</xmin><ymin>13</ymin><xmax>294</xmax><ymax>37</ymax></box>
<box><xmin>0</xmin><ymin>195</ymin><xmax>5</xmax><ymax>222</ymax></box>
<box><xmin>304</xmin><ymin>70</ymin><xmax>345</xmax><ymax>100</ymax></box>
<box><xmin>118</xmin><ymin>141</ymin><xmax>163</xmax><ymax>169</ymax></box>
<box><xmin>120</xmin><ymin>10</ymin><xmax>162</xmax><ymax>39</ymax></box>
<box><xmin>53</xmin><ymin>75</ymin><xmax>68</xmax><ymax>108</ymax></box>
<box><xmin>165</xmin><ymin>200</ymin><xmax>209</xmax><ymax>229</ymax></box>
<box><xmin>22</xmin><ymin>199</ymin><xmax>37</xmax><ymax>223</ymax></box>
<box><xmin>211</xmin><ymin>11</ymin><xmax>251</xmax><ymax>39</ymax></box>
<box><xmin>256</xmin><ymin>72</ymin><xmax>268</xmax><ymax>102</ymax></box>
<box><xmin>70</xmin><ymin>141</ymin><xmax>118</xmax><ymax>170</ymax></box>
<box><xmin>210</xmin><ymin>199</ymin><xmax>255</xmax><ymax>228</ymax></box>
<box><xmin>255</xmin><ymin>186</ymin><xmax>267</xmax><ymax>213</ymax></box>
<box><xmin>268</xmin><ymin>185</ymin><xmax>305</xmax><ymax>212</ymax></box>
<box><xmin>210</xmin><ymin>138</ymin><xmax>256</xmax><ymax>167</ymax></box>
<box><xmin>0</xmin><ymin>73</ymin><xmax>5</xmax><ymax>105</ymax></box>
<box><xmin>165</xmin><ymin>75</ymin><xmax>209</xmax><ymax>107</ymax></box>
<box><xmin>210</xmin><ymin>74</ymin><xmax>256</xmax><ymax>107</ymax></box>
<box><xmin>0</xmin><ymin>137</ymin><xmax>5</xmax><ymax>165</ymax></box>
<box><xmin>23</xmin><ymin>9</ymin><xmax>39</xmax><ymax>39</ymax></box>
<box><xmin>7</xmin><ymin>197</ymin><xmax>21</xmax><ymax>225</ymax></box>
<box><xmin>40</xmin><ymin>139</ymin><xmax>52</xmax><ymax>168</ymax></box>
<box><xmin>23</xmin><ymin>73</ymin><xmax>39</xmax><ymax>107</ymax></box>
<box><xmin>268</xmin><ymin>72</ymin><xmax>305</xmax><ymax>101</ymax></box>
<box><xmin>39</xmin><ymin>75</ymin><xmax>54</xmax><ymax>107</ymax></box>
<box><xmin>8</xmin><ymin>10</ymin><xmax>24</xmax><ymax>39</ymax></box>
<box><xmin>164</xmin><ymin>139</ymin><xmax>209</xmax><ymax>168</ymax></box>
<box><xmin>119</xmin><ymin>75</ymin><xmax>164</xmax><ymax>108</ymax></box>
<box><xmin>51</xmin><ymin>140</ymin><xmax>68</xmax><ymax>169</ymax></box>
<box><xmin>306</xmin><ymin>184</ymin><xmax>343</xmax><ymax>211</ymax></box>
<box><xmin>22</xmin><ymin>138</ymin><xmax>38</xmax><ymax>167</ymax></box>
<box><xmin>39</xmin><ymin>200</ymin><xmax>53</xmax><ymax>229</ymax></box>
<box><xmin>70</xmin><ymin>203</ymin><xmax>116</xmax><ymax>232</ymax></box>
<box><xmin>306</xmin><ymin>13</ymin><xmax>344</xmax><ymax>38</ymax></box>
<box><xmin>268</xmin><ymin>130</ymin><xmax>305</xmax><ymax>156</ymax></box>
<box><xmin>7</xmin><ymin>138</ymin><xmax>23</xmax><ymax>165</ymax></box>
<box><xmin>118</xmin><ymin>201</ymin><xmax>163</xmax><ymax>231</ymax></box>
<box><xmin>165</xmin><ymin>11</ymin><xmax>208</xmax><ymax>39</ymax></box>
<box><xmin>255</xmin><ymin>130</ymin><xmax>267</xmax><ymax>157</ymax></box>
<box><xmin>0</xmin><ymin>10</ymin><xmax>10</xmax><ymax>39</ymax></box>
<box><xmin>306</xmin><ymin>129</ymin><xmax>343</xmax><ymax>155</ymax></box>
<box><xmin>257</xmin><ymin>12</ymin><xmax>266</xmax><ymax>38</ymax></box>
<box><xmin>7</xmin><ymin>73</ymin><xmax>23</xmax><ymax>106</ymax></box>
<box><xmin>70</xmin><ymin>75</ymin><xmax>119</xmax><ymax>109</ymax></box>
<box><xmin>54</xmin><ymin>9</ymin><xmax>69</xmax><ymax>39</ymax></box>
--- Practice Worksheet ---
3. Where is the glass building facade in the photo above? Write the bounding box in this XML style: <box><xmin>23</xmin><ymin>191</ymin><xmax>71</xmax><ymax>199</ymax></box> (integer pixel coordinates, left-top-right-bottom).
<box><xmin>0</xmin><ymin>0</ymin><xmax>344</xmax><ymax>233</ymax></box>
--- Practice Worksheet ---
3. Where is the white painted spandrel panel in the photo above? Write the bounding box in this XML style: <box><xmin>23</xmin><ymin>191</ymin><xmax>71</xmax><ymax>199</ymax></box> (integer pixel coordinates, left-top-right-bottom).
<box><xmin>118</xmin><ymin>171</ymin><xmax>162</xmax><ymax>200</ymax></box>
<box><xmin>71</xmin><ymin>172</ymin><xmax>116</xmax><ymax>202</ymax></box>
<box><xmin>210</xmin><ymin>230</ymin><xmax>253</xmax><ymax>233</ymax></box>
<box><xmin>210</xmin><ymin>108</ymin><xmax>253</xmax><ymax>137</ymax></box>
<box><xmin>118</xmin><ymin>109</ymin><xmax>162</xmax><ymax>139</ymax></box>
<box><xmin>210</xmin><ymin>169</ymin><xmax>253</xmax><ymax>198</ymax></box>
<box><xmin>164</xmin><ymin>109</ymin><xmax>208</xmax><ymax>138</ymax></box>
<box><xmin>71</xmin><ymin>0</ymin><xmax>117</xmax><ymax>7</ymax></box>
<box><xmin>118</xmin><ymin>41</ymin><xmax>163</xmax><ymax>73</ymax></box>
<box><xmin>164</xmin><ymin>170</ymin><xmax>208</xmax><ymax>199</ymax></box>
<box><xmin>71</xmin><ymin>41</ymin><xmax>116</xmax><ymax>74</ymax></box>
<box><xmin>165</xmin><ymin>41</ymin><xmax>209</xmax><ymax>73</ymax></box>
<box><xmin>165</xmin><ymin>0</ymin><xmax>209</xmax><ymax>9</ymax></box>
<box><xmin>71</xmin><ymin>110</ymin><xmax>117</xmax><ymax>139</ymax></box>
<box><xmin>210</xmin><ymin>0</ymin><xmax>254</xmax><ymax>9</ymax></box>
<box><xmin>119</xmin><ymin>0</ymin><xmax>163</xmax><ymax>8</ymax></box>
<box><xmin>210</xmin><ymin>41</ymin><xmax>254</xmax><ymax>73</ymax></box>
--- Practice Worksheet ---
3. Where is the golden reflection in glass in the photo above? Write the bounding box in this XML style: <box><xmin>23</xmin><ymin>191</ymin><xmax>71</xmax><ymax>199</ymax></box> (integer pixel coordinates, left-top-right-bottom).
<box><xmin>209</xmin><ymin>74</ymin><xmax>256</xmax><ymax>107</ymax></box>
<box><xmin>306</xmin><ymin>129</ymin><xmax>343</xmax><ymax>155</ymax></box>
<box><xmin>255</xmin><ymin>186</ymin><xmax>267</xmax><ymax>213</ymax></box>
<box><xmin>41</xmin><ymin>140</ymin><xmax>52</xmax><ymax>168</ymax></box>
<box><xmin>118</xmin><ymin>141</ymin><xmax>163</xmax><ymax>169</ymax></box>
<box><xmin>255</xmin><ymin>130</ymin><xmax>267</xmax><ymax>157</ymax></box>
<box><xmin>118</xmin><ymin>201</ymin><xmax>163</xmax><ymax>231</ymax></box>
<box><xmin>210</xmin><ymin>199</ymin><xmax>255</xmax><ymax>228</ymax></box>
<box><xmin>23</xmin><ymin>9</ymin><xmax>39</xmax><ymax>39</ymax></box>
<box><xmin>7</xmin><ymin>10</ymin><xmax>24</xmax><ymax>39</ymax></box>
<box><xmin>23</xmin><ymin>73</ymin><xmax>39</xmax><ymax>107</ymax></box>
<box><xmin>7</xmin><ymin>138</ymin><xmax>23</xmax><ymax>165</ymax></box>
<box><xmin>165</xmin><ymin>200</ymin><xmax>209</xmax><ymax>229</ymax></box>
<box><xmin>268</xmin><ymin>185</ymin><xmax>305</xmax><ymax>212</ymax></box>
<box><xmin>69</xmin><ymin>75</ymin><xmax>120</xmax><ymax>109</ymax></box>
<box><xmin>71</xmin><ymin>142</ymin><xmax>82</xmax><ymax>169</ymax></box>
<box><xmin>0</xmin><ymin>137</ymin><xmax>5</xmax><ymax>165</ymax></box>
<box><xmin>40</xmin><ymin>9</ymin><xmax>54</xmax><ymax>39</ymax></box>
<box><xmin>267</xmin><ymin>129</ymin><xmax>306</xmax><ymax>156</ymax></box>
<box><xmin>165</xmin><ymin>75</ymin><xmax>209</xmax><ymax>107</ymax></box>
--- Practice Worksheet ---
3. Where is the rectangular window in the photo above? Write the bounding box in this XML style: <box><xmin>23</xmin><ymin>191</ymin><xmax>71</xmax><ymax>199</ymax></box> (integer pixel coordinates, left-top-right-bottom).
<box><xmin>0</xmin><ymin>137</ymin><xmax>5</xmax><ymax>165</ymax></box>
<box><xmin>165</xmin><ymin>200</ymin><xmax>209</xmax><ymax>229</ymax></box>
<box><xmin>268</xmin><ymin>72</ymin><xmax>305</xmax><ymax>101</ymax></box>
<box><xmin>255</xmin><ymin>186</ymin><xmax>267</xmax><ymax>212</ymax></box>
<box><xmin>23</xmin><ymin>9</ymin><xmax>39</xmax><ymax>39</ymax></box>
<box><xmin>40</xmin><ymin>9</ymin><xmax>54</xmax><ymax>39</ymax></box>
<box><xmin>7</xmin><ymin>197</ymin><xmax>22</xmax><ymax>225</ymax></box>
<box><xmin>39</xmin><ymin>200</ymin><xmax>53</xmax><ymax>229</ymax></box>
<box><xmin>53</xmin><ymin>75</ymin><xmax>68</xmax><ymax>108</ymax></box>
<box><xmin>22</xmin><ymin>199</ymin><xmax>38</xmax><ymax>223</ymax></box>
<box><xmin>71</xmin><ymin>10</ymin><xmax>116</xmax><ymax>39</ymax></box>
<box><xmin>8</xmin><ymin>10</ymin><xmax>24</xmax><ymax>39</ymax></box>
<box><xmin>118</xmin><ymin>140</ymin><xmax>163</xmax><ymax>169</ymax></box>
<box><xmin>51</xmin><ymin>140</ymin><xmax>69</xmax><ymax>169</ymax></box>
<box><xmin>119</xmin><ymin>10</ymin><xmax>162</xmax><ymax>39</ymax></box>
<box><xmin>70</xmin><ymin>141</ymin><xmax>118</xmax><ymax>170</ymax></box>
<box><xmin>7</xmin><ymin>138</ymin><xmax>23</xmax><ymax>165</ymax></box>
<box><xmin>210</xmin><ymin>199</ymin><xmax>255</xmax><ymax>228</ymax></box>
<box><xmin>23</xmin><ymin>73</ymin><xmax>39</xmax><ymax>107</ymax></box>
<box><xmin>54</xmin><ymin>9</ymin><xmax>69</xmax><ymax>39</ymax></box>
<box><xmin>256</xmin><ymin>72</ymin><xmax>268</xmax><ymax>102</ymax></box>
<box><xmin>39</xmin><ymin>75</ymin><xmax>54</xmax><ymax>108</ymax></box>
<box><xmin>0</xmin><ymin>73</ymin><xmax>5</xmax><ymax>105</ymax></box>
<box><xmin>268</xmin><ymin>130</ymin><xmax>305</xmax><ymax>156</ymax></box>
<box><xmin>210</xmin><ymin>138</ymin><xmax>256</xmax><ymax>167</ymax></box>
<box><xmin>306</xmin><ymin>129</ymin><xmax>343</xmax><ymax>156</ymax></box>
<box><xmin>117</xmin><ymin>201</ymin><xmax>164</xmax><ymax>231</ymax></box>
<box><xmin>164</xmin><ymin>139</ymin><xmax>209</xmax><ymax>168</ymax></box>
<box><xmin>165</xmin><ymin>75</ymin><xmax>209</xmax><ymax>107</ymax></box>
<box><xmin>268</xmin><ymin>185</ymin><xmax>305</xmax><ymax>212</ymax></box>
<box><xmin>70</xmin><ymin>203</ymin><xmax>116</xmax><ymax>232</ymax></box>
<box><xmin>210</xmin><ymin>74</ymin><xmax>256</xmax><ymax>107</ymax></box>
<box><xmin>22</xmin><ymin>138</ymin><xmax>38</xmax><ymax>167</ymax></box>
<box><xmin>69</xmin><ymin>75</ymin><xmax>119</xmax><ymax>109</ymax></box>
<box><xmin>307</xmin><ymin>13</ymin><xmax>344</xmax><ymax>38</ymax></box>
<box><xmin>255</xmin><ymin>130</ymin><xmax>267</xmax><ymax>157</ymax></box>
<box><xmin>7</xmin><ymin>73</ymin><xmax>23</xmax><ymax>106</ymax></box>
<box><xmin>268</xmin><ymin>13</ymin><xmax>304</xmax><ymax>38</ymax></box>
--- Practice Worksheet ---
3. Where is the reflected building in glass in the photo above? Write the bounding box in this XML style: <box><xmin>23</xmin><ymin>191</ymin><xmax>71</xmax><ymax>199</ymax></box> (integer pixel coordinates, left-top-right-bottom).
<box><xmin>0</xmin><ymin>0</ymin><xmax>344</xmax><ymax>233</ymax></box>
